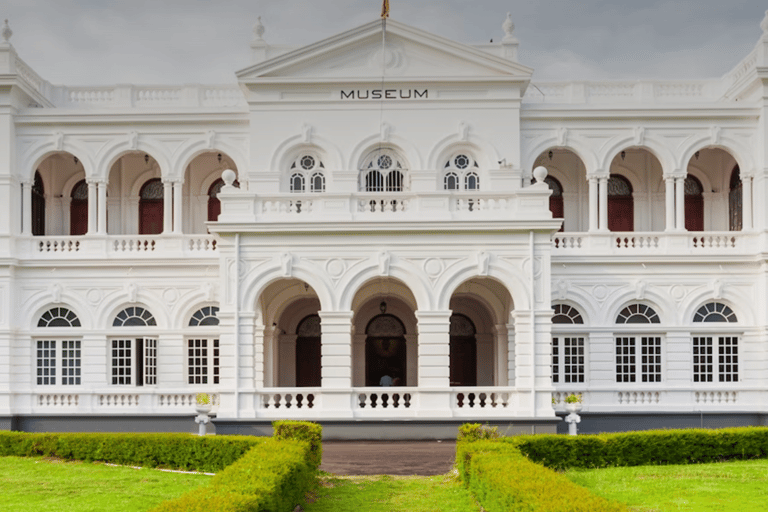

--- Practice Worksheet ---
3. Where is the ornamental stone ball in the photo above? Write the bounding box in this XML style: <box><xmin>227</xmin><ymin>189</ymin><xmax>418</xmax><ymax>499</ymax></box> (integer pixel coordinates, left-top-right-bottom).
<box><xmin>222</xmin><ymin>169</ymin><xmax>236</xmax><ymax>186</ymax></box>
<box><xmin>533</xmin><ymin>166</ymin><xmax>548</xmax><ymax>184</ymax></box>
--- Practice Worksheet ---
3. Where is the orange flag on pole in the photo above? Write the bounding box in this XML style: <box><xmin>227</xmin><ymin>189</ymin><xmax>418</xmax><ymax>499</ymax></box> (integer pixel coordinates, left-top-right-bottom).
<box><xmin>381</xmin><ymin>0</ymin><xmax>390</xmax><ymax>18</ymax></box>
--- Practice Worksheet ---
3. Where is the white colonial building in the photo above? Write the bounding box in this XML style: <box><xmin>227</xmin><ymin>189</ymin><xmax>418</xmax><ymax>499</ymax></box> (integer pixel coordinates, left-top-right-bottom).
<box><xmin>2</xmin><ymin>12</ymin><xmax>768</xmax><ymax>436</ymax></box>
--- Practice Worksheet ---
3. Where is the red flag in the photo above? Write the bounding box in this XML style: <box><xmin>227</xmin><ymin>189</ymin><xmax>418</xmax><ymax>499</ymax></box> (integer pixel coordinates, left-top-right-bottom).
<box><xmin>381</xmin><ymin>0</ymin><xmax>389</xmax><ymax>18</ymax></box>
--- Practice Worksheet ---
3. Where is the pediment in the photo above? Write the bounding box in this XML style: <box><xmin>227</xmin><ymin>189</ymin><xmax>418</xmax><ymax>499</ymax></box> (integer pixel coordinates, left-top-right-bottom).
<box><xmin>237</xmin><ymin>19</ymin><xmax>532</xmax><ymax>83</ymax></box>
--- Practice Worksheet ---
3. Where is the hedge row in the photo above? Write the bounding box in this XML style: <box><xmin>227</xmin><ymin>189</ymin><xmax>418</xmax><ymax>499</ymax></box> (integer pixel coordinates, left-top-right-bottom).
<box><xmin>457</xmin><ymin>439</ymin><xmax>627</xmax><ymax>512</ymax></box>
<box><xmin>149</xmin><ymin>437</ymin><xmax>316</xmax><ymax>512</ymax></box>
<box><xmin>273</xmin><ymin>420</ymin><xmax>322</xmax><ymax>469</ymax></box>
<box><xmin>0</xmin><ymin>432</ymin><xmax>263</xmax><ymax>472</ymax></box>
<box><xmin>512</xmin><ymin>427</ymin><xmax>768</xmax><ymax>471</ymax></box>
<box><xmin>457</xmin><ymin>426</ymin><xmax>768</xmax><ymax>512</ymax></box>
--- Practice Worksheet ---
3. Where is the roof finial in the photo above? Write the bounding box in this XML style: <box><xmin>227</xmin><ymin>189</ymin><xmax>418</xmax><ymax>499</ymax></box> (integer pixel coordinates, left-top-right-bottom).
<box><xmin>1</xmin><ymin>19</ymin><xmax>12</xmax><ymax>44</ymax></box>
<box><xmin>253</xmin><ymin>16</ymin><xmax>265</xmax><ymax>42</ymax></box>
<box><xmin>761</xmin><ymin>10</ymin><xmax>768</xmax><ymax>35</ymax></box>
<box><xmin>502</xmin><ymin>13</ymin><xmax>515</xmax><ymax>42</ymax></box>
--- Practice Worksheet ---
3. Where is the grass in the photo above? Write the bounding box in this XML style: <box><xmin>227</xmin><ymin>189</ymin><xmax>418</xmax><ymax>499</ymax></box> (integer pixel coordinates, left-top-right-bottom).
<box><xmin>303</xmin><ymin>472</ymin><xmax>483</xmax><ymax>512</ymax></box>
<box><xmin>566</xmin><ymin>458</ymin><xmax>768</xmax><ymax>512</ymax></box>
<box><xmin>0</xmin><ymin>455</ymin><xmax>212</xmax><ymax>512</ymax></box>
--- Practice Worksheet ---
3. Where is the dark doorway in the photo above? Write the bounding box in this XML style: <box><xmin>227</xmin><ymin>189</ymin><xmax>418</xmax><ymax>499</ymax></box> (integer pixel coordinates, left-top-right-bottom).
<box><xmin>139</xmin><ymin>178</ymin><xmax>163</xmax><ymax>235</ymax></box>
<box><xmin>295</xmin><ymin>314</ymin><xmax>321</xmax><ymax>387</ymax></box>
<box><xmin>32</xmin><ymin>171</ymin><xmax>45</xmax><ymax>236</ymax></box>
<box><xmin>729</xmin><ymin>166</ymin><xmax>742</xmax><ymax>232</ymax></box>
<box><xmin>365</xmin><ymin>314</ymin><xmax>407</xmax><ymax>387</ymax></box>
<box><xmin>450</xmin><ymin>314</ymin><xmax>477</xmax><ymax>386</ymax></box>
<box><xmin>70</xmin><ymin>179</ymin><xmax>88</xmax><ymax>236</ymax></box>
<box><xmin>684</xmin><ymin>175</ymin><xmax>704</xmax><ymax>232</ymax></box>
<box><xmin>545</xmin><ymin>176</ymin><xmax>564</xmax><ymax>232</ymax></box>
<box><xmin>607</xmin><ymin>174</ymin><xmax>633</xmax><ymax>232</ymax></box>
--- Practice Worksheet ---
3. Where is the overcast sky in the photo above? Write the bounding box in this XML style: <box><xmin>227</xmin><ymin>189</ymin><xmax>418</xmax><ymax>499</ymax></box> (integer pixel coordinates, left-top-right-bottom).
<box><xmin>3</xmin><ymin>0</ymin><xmax>767</xmax><ymax>85</ymax></box>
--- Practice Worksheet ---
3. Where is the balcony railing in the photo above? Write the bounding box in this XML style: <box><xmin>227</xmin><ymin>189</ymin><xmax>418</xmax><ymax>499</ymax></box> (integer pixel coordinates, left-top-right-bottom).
<box><xmin>552</xmin><ymin>231</ymin><xmax>750</xmax><ymax>256</ymax></box>
<box><xmin>17</xmin><ymin>234</ymin><xmax>218</xmax><ymax>260</ymax></box>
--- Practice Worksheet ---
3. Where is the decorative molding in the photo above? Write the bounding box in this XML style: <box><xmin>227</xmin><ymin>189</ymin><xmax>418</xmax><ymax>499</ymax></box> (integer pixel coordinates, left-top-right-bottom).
<box><xmin>634</xmin><ymin>126</ymin><xmax>645</xmax><ymax>146</ymax></box>
<box><xmin>459</xmin><ymin>122</ymin><xmax>469</xmax><ymax>142</ymax></box>
<box><xmin>280</xmin><ymin>253</ymin><xmax>292</xmax><ymax>277</ymax></box>
<box><xmin>477</xmin><ymin>251</ymin><xmax>489</xmax><ymax>276</ymax></box>
<box><xmin>378</xmin><ymin>251</ymin><xmax>391</xmax><ymax>276</ymax></box>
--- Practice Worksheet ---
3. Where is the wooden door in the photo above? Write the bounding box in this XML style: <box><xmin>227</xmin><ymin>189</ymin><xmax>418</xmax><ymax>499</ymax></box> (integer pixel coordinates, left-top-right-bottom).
<box><xmin>140</xmin><ymin>201</ymin><xmax>163</xmax><ymax>235</ymax></box>
<box><xmin>296</xmin><ymin>337</ymin><xmax>321</xmax><ymax>387</ymax></box>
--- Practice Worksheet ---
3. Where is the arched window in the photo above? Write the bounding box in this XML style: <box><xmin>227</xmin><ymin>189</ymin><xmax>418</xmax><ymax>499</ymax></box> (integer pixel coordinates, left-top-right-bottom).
<box><xmin>450</xmin><ymin>314</ymin><xmax>477</xmax><ymax>386</ymax></box>
<box><xmin>465</xmin><ymin>172</ymin><xmax>479</xmax><ymax>190</ymax></box>
<box><xmin>296</xmin><ymin>314</ymin><xmax>321</xmax><ymax>387</ymax></box>
<box><xmin>693</xmin><ymin>302</ymin><xmax>737</xmax><ymax>323</ymax></box>
<box><xmin>38</xmin><ymin>307</ymin><xmax>81</xmax><ymax>327</ymax></box>
<box><xmin>444</xmin><ymin>172</ymin><xmax>459</xmax><ymax>190</ymax></box>
<box><xmin>729</xmin><ymin>166</ymin><xmax>742</xmax><ymax>231</ymax></box>
<box><xmin>32</xmin><ymin>171</ymin><xmax>45</xmax><ymax>236</ymax></box>
<box><xmin>188</xmin><ymin>306</ymin><xmax>219</xmax><ymax>385</ymax></box>
<box><xmin>365</xmin><ymin>170</ymin><xmax>384</xmax><ymax>192</ymax></box>
<box><xmin>365</xmin><ymin>313</ymin><xmax>407</xmax><ymax>386</ymax></box>
<box><xmin>386</xmin><ymin>171</ymin><xmax>404</xmax><ymax>192</ymax></box>
<box><xmin>552</xmin><ymin>304</ymin><xmax>583</xmax><ymax>324</ymax></box>
<box><xmin>139</xmin><ymin>179</ymin><xmax>163</xmax><ymax>235</ymax></box>
<box><xmin>70</xmin><ymin>180</ymin><xmax>88</xmax><ymax>236</ymax></box>
<box><xmin>112</xmin><ymin>306</ymin><xmax>157</xmax><ymax>386</ymax></box>
<box><xmin>288</xmin><ymin>154</ymin><xmax>325</xmax><ymax>194</ymax></box>
<box><xmin>444</xmin><ymin>153</ymin><xmax>480</xmax><ymax>191</ymax></box>
<box><xmin>290</xmin><ymin>173</ymin><xmax>305</xmax><ymax>193</ymax></box>
<box><xmin>310</xmin><ymin>172</ymin><xmax>325</xmax><ymax>193</ymax></box>
<box><xmin>616</xmin><ymin>303</ymin><xmax>660</xmax><ymax>324</ymax></box>
<box><xmin>113</xmin><ymin>306</ymin><xmax>157</xmax><ymax>327</ymax></box>
<box><xmin>361</xmin><ymin>149</ymin><xmax>407</xmax><ymax>192</ymax></box>
<box><xmin>685</xmin><ymin>175</ymin><xmax>704</xmax><ymax>232</ymax></box>
<box><xmin>189</xmin><ymin>306</ymin><xmax>219</xmax><ymax>326</ymax></box>
<box><xmin>607</xmin><ymin>174</ymin><xmax>633</xmax><ymax>232</ymax></box>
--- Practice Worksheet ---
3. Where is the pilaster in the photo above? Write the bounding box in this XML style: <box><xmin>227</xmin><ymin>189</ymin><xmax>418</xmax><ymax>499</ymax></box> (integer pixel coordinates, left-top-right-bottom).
<box><xmin>319</xmin><ymin>311</ymin><xmax>354</xmax><ymax>416</ymax></box>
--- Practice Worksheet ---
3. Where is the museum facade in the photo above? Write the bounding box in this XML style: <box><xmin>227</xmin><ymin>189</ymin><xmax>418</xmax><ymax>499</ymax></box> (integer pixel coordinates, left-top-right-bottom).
<box><xmin>1</xmin><ymin>13</ymin><xmax>768</xmax><ymax>435</ymax></box>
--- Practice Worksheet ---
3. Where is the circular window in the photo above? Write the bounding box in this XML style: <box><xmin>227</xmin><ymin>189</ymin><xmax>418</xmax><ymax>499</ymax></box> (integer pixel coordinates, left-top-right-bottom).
<box><xmin>300</xmin><ymin>155</ymin><xmax>315</xmax><ymax>170</ymax></box>
<box><xmin>378</xmin><ymin>155</ymin><xmax>393</xmax><ymax>169</ymax></box>
<box><xmin>454</xmin><ymin>154</ymin><xmax>470</xmax><ymax>169</ymax></box>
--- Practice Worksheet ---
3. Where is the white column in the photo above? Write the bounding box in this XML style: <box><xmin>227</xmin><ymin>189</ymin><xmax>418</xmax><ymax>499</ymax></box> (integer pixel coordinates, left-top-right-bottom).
<box><xmin>598</xmin><ymin>175</ymin><xmax>609</xmax><ymax>232</ymax></box>
<box><xmin>173</xmin><ymin>180</ymin><xmax>183</xmax><ymax>234</ymax></box>
<box><xmin>87</xmin><ymin>180</ymin><xmax>97</xmax><ymax>235</ymax></box>
<box><xmin>319</xmin><ymin>311</ymin><xmax>354</xmax><ymax>417</ymax></box>
<box><xmin>416</xmin><ymin>310</ymin><xmax>452</xmax><ymax>417</ymax></box>
<box><xmin>252</xmin><ymin>315</ymin><xmax>266</xmax><ymax>389</ymax></box>
<box><xmin>21</xmin><ymin>181</ymin><xmax>31</xmax><ymax>235</ymax></box>
<box><xmin>743</xmin><ymin>174</ymin><xmax>753</xmax><ymax>230</ymax></box>
<box><xmin>162</xmin><ymin>180</ymin><xmax>173</xmax><ymax>234</ymax></box>
<box><xmin>97</xmin><ymin>181</ymin><xmax>107</xmax><ymax>234</ymax></box>
<box><xmin>588</xmin><ymin>176</ymin><xmax>598</xmax><ymax>232</ymax></box>
<box><xmin>664</xmin><ymin>176</ymin><xmax>675</xmax><ymax>231</ymax></box>
<box><xmin>675</xmin><ymin>176</ymin><xmax>685</xmax><ymax>231</ymax></box>
<box><xmin>505</xmin><ymin>323</ymin><xmax>516</xmax><ymax>387</ymax></box>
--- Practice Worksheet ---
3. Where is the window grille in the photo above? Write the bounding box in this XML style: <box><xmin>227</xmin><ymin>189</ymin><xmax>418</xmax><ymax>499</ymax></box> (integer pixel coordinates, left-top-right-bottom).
<box><xmin>693</xmin><ymin>336</ymin><xmax>713</xmax><ymax>382</ymax></box>
<box><xmin>189</xmin><ymin>306</ymin><xmax>219</xmax><ymax>326</ymax></box>
<box><xmin>719</xmin><ymin>336</ymin><xmax>738</xmax><ymax>382</ymax></box>
<box><xmin>61</xmin><ymin>340</ymin><xmax>81</xmax><ymax>385</ymax></box>
<box><xmin>111</xmin><ymin>339</ymin><xmax>132</xmax><ymax>385</ymax></box>
<box><xmin>693</xmin><ymin>302</ymin><xmax>737</xmax><ymax>323</ymax></box>
<box><xmin>113</xmin><ymin>307</ymin><xmax>156</xmax><ymax>327</ymax></box>
<box><xmin>615</xmin><ymin>337</ymin><xmax>636</xmax><ymax>382</ymax></box>
<box><xmin>641</xmin><ymin>337</ymin><xmax>662</xmax><ymax>382</ymax></box>
<box><xmin>36</xmin><ymin>340</ymin><xmax>56</xmax><ymax>385</ymax></box>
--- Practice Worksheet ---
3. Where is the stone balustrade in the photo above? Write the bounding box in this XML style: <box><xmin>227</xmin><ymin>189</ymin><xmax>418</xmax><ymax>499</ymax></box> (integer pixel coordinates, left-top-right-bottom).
<box><xmin>51</xmin><ymin>84</ymin><xmax>247</xmax><ymax>109</ymax></box>
<box><xmin>524</xmin><ymin>80</ymin><xmax>717</xmax><ymax>104</ymax></box>
<box><xmin>552</xmin><ymin>231</ymin><xmax>749</xmax><ymax>256</ymax></box>
<box><xmin>17</xmin><ymin>235</ymin><xmax>218</xmax><ymax>260</ymax></box>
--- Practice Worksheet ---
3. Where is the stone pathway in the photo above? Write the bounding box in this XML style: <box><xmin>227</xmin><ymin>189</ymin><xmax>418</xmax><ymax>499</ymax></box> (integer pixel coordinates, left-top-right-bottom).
<box><xmin>318</xmin><ymin>441</ymin><xmax>456</xmax><ymax>476</ymax></box>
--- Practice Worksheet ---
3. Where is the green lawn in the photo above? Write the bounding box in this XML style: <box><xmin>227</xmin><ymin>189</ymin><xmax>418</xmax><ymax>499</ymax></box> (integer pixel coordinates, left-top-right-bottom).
<box><xmin>0</xmin><ymin>456</ymin><xmax>212</xmax><ymax>512</ymax></box>
<box><xmin>566</xmin><ymin>458</ymin><xmax>768</xmax><ymax>512</ymax></box>
<box><xmin>303</xmin><ymin>472</ymin><xmax>483</xmax><ymax>512</ymax></box>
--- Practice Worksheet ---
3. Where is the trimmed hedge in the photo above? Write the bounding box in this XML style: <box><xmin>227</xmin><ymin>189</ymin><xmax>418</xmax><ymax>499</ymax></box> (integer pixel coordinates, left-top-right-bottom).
<box><xmin>514</xmin><ymin>427</ymin><xmax>768</xmax><ymax>471</ymax></box>
<box><xmin>273</xmin><ymin>420</ymin><xmax>322</xmax><ymax>469</ymax></box>
<box><xmin>1</xmin><ymin>420</ymin><xmax>323</xmax><ymax>512</ymax></box>
<box><xmin>457</xmin><ymin>426</ymin><xmax>768</xmax><ymax>512</ymax></box>
<box><xmin>149</xmin><ymin>438</ymin><xmax>315</xmax><ymax>512</ymax></box>
<box><xmin>459</xmin><ymin>440</ymin><xmax>627</xmax><ymax>512</ymax></box>
<box><xmin>0</xmin><ymin>432</ymin><xmax>262</xmax><ymax>472</ymax></box>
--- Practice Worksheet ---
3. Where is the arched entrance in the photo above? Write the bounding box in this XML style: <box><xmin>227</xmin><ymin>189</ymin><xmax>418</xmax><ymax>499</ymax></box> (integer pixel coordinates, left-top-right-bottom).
<box><xmin>684</xmin><ymin>175</ymin><xmax>704</xmax><ymax>231</ymax></box>
<box><xmin>70</xmin><ymin>179</ymin><xmax>88</xmax><ymax>236</ymax></box>
<box><xmin>139</xmin><ymin>178</ymin><xmax>163</xmax><ymax>235</ymax></box>
<box><xmin>729</xmin><ymin>166</ymin><xmax>742</xmax><ymax>231</ymax></box>
<box><xmin>295</xmin><ymin>314</ymin><xmax>321</xmax><ymax>387</ymax></box>
<box><xmin>450</xmin><ymin>314</ymin><xmax>477</xmax><ymax>386</ymax></box>
<box><xmin>32</xmin><ymin>171</ymin><xmax>45</xmax><ymax>236</ymax></box>
<box><xmin>607</xmin><ymin>174</ymin><xmax>633</xmax><ymax>232</ymax></box>
<box><xmin>365</xmin><ymin>312</ymin><xmax>407</xmax><ymax>386</ymax></box>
